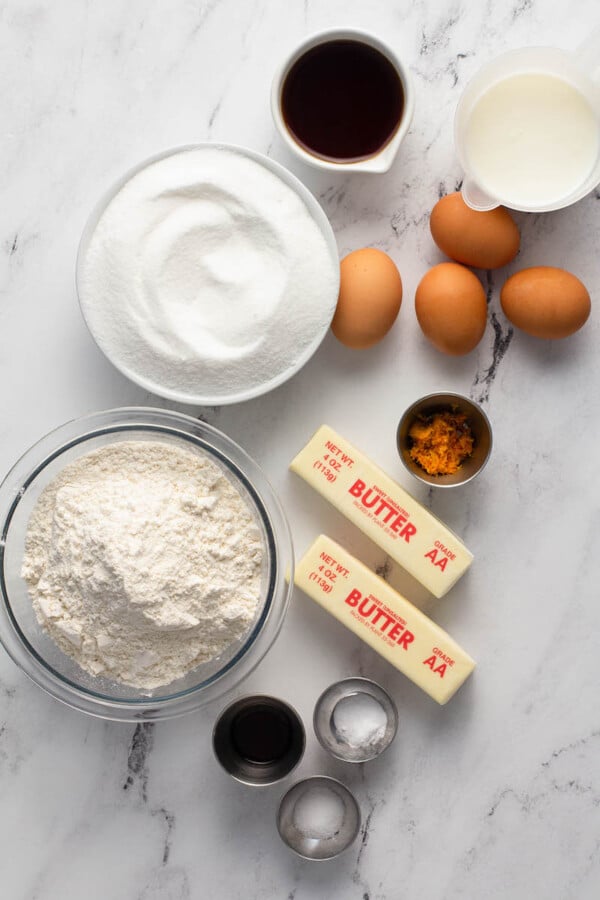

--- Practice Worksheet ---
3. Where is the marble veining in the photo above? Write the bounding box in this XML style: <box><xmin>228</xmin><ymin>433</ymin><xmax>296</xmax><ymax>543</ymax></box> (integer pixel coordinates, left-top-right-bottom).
<box><xmin>1</xmin><ymin>0</ymin><xmax>599</xmax><ymax>898</ymax></box>
<box><xmin>470</xmin><ymin>269</ymin><xmax>515</xmax><ymax>405</ymax></box>
<box><xmin>123</xmin><ymin>723</ymin><xmax>155</xmax><ymax>802</ymax></box>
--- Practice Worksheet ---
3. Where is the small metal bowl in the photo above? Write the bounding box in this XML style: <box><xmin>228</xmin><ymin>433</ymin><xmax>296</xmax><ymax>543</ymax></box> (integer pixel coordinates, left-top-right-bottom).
<box><xmin>212</xmin><ymin>694</ymin><xmax>305</xmax><ymax>786</ymax></box>
<box><xmin>313</xmin><ymin>677</ymin><xmax>398</xmax><ymax>763</ymax></box>
<box><xmin>277</xmin><ymin>776</ymin><xmax>361</xmax><ymax>860</ymax></box>
<box><xmin>397</xmin><ymin>392</ymin><xmax>492</xmax><ymax>488</ymax></box>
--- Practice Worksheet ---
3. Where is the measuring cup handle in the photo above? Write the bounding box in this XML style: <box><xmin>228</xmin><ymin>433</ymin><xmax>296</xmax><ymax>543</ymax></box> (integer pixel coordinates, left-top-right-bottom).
<box><xmin>576</xmin><ymin>27</ymin><xmax>600</xmax><ymax>82</ymax></box>
<box><xmin>461</xmin><ymin>177</ymin><xmax>499</xmax><ymax>212</ymax></box>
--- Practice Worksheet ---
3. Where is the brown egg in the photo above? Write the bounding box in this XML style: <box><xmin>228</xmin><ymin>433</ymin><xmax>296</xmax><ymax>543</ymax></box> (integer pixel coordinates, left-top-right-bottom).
<box><xmin>500</xmin><ymin>266</ymin><xmax>591</xmax><ymax>339</ymax></box>
<box><xmin>415</xmin><ymin>263</ymin><xmax>487</xmax><ymax>355</ymax></box>
<box><xmin>332</xmin><ymin>248</ymin><xmax>403</xmax><ymax>349</ymax></box>
<box><xmin>430</xmin><ymin>192</ymin><xmax>520</xmax><ymax>269</ymax></box>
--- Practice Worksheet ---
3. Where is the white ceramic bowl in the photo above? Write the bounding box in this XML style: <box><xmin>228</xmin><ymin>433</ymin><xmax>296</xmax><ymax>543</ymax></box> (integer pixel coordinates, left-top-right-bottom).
<box><xmin>76</xmin><ymin>144</ymin><xmax>339</xmax><ymax>406</ymax></box>
<box><xmin>271</xmin><ymin>28</ymin><xmax>415</xmax><ymax>173</ymax></box>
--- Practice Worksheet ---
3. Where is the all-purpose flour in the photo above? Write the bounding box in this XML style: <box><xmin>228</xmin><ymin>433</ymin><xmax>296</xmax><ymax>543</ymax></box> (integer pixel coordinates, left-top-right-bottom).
<box><xmin>78</xmin><ymin>145</ymin><xmax>339</xmax><ymax>399</ymax></box>
<box><xmin>21</xmin><ymin>441</ymin><xmax>264</xmax><ymax>690</ymax></box>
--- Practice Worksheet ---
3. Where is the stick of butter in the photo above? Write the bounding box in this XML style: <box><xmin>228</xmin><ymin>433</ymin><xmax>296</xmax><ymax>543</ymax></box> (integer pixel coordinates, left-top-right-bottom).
<box><xmin>295</xmin><ymin>535</ymin><xmax>475</xmax><ymax>704</ymax></box>
<box><xmin>290</xmin><ymin>424</ymin><xmax>473</xmax><ymax>598</ymax></box>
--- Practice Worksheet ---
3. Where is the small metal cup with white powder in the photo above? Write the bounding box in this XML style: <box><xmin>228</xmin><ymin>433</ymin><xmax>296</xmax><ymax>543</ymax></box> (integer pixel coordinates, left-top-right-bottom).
<box><xmin>277</xmin><ymin>776</ymin><xmax>361</xmax><ymax>860</ymax></box>
<box><xmin>313</xmin><ymin>677</ymin><xmax>398</xmax><ymax>763</ymax></box>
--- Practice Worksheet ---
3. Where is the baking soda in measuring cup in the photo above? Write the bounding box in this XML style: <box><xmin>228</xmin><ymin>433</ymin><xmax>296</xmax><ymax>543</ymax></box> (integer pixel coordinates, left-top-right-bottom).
<box><xmin>455</xmin><ymin>35</ymin><xmax>600</xmax><ymax>212</ymax></box>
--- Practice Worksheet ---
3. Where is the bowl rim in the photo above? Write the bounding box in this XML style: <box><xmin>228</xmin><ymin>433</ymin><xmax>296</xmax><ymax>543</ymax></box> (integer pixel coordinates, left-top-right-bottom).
<box><xmin>75</xmin><ymin>142</ymin><xmax>340</xmax><ymax>406</ymax></box>
<box><xmin>0</xmin><ymin>407</ymin><xmax>293</xmax><ymax>721</ymax></box>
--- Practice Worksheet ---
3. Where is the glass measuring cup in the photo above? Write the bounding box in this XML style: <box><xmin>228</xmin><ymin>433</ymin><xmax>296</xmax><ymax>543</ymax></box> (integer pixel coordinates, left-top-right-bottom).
<box><xmin>455</xmin><ymin>32</ymin><xmax>600</xmax><ymax>212</ymax></box>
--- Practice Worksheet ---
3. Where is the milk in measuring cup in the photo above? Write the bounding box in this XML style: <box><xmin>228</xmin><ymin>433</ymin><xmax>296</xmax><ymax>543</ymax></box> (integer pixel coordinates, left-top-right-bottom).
<box><xmin>464</xmin><ymin>72</ymin><xmax>599</xmax><ymax>209</ymax></box>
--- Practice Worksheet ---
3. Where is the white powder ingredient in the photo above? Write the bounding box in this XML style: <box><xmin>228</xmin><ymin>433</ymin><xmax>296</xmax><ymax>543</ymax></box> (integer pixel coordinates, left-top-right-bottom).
<box><xmin>292</xmin><ymin>786</ymin><xmax>346</xmax><ymax>840</ymax></box>
<box><xmin>332</xmin><ymin>692</ymin><xmax>388</xmax><ymax>749</ymax></box>
<box><xmin>79</xmin><ymin>146</ymin><xmax>339</xmax><ymax>399</ymax></box>
<box><xmin>20</xmin><ymin>441</ymin><xmax>264</xmax><ymax>690</ymax></box>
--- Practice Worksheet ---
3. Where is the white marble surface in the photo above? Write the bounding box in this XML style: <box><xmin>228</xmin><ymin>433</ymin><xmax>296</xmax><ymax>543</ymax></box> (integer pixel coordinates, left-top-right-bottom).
<box><xmin>1</xmin><ymin>1</ymin><xmax>599</xmax><ymax>897</ymax></box>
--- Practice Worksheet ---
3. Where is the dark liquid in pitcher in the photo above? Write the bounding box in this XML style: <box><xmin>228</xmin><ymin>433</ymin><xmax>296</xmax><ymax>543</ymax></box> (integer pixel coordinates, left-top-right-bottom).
<box><xmin>230</xmin><ymin>704</ymin><xmax>293</xmax><ymax>764</ymax></box>
<box><xmin>281</xmin><ymin>39</ymin><xmax>405</xmax><ymax>162</ymax></box>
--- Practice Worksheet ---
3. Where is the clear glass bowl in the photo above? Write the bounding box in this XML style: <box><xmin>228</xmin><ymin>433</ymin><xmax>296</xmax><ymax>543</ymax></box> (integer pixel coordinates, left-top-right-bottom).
<box><xmin>0</xmin><ymin>408</ymin><xmax>293</xmax><ymax>721</ymax></box>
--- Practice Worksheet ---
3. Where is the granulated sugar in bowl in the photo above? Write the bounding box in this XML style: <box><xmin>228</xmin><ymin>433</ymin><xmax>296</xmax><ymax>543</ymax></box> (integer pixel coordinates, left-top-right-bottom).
<box><xmin>0</xmin><ymin>408</ymin><xmax>293</xmax><ymax>721</ymax></box>
<box><xmin>77</xmin><ymin>144</ymin><xmax>340</xmax><ymax>404</ymax></box>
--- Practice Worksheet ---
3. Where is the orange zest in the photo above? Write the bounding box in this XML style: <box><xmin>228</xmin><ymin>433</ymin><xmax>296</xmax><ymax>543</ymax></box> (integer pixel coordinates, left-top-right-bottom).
<box><xmin>408</xmin><ymin>410</ymin><xmax>474</xmax><ymax>476</ymax></box>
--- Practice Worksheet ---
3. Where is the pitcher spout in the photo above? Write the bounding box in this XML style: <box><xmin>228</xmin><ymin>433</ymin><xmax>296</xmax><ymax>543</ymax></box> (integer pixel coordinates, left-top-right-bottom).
<box><xmin>461</xmin><ymin>178</ymin><xmax>499</xmax><ymax>212</ymax></box>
